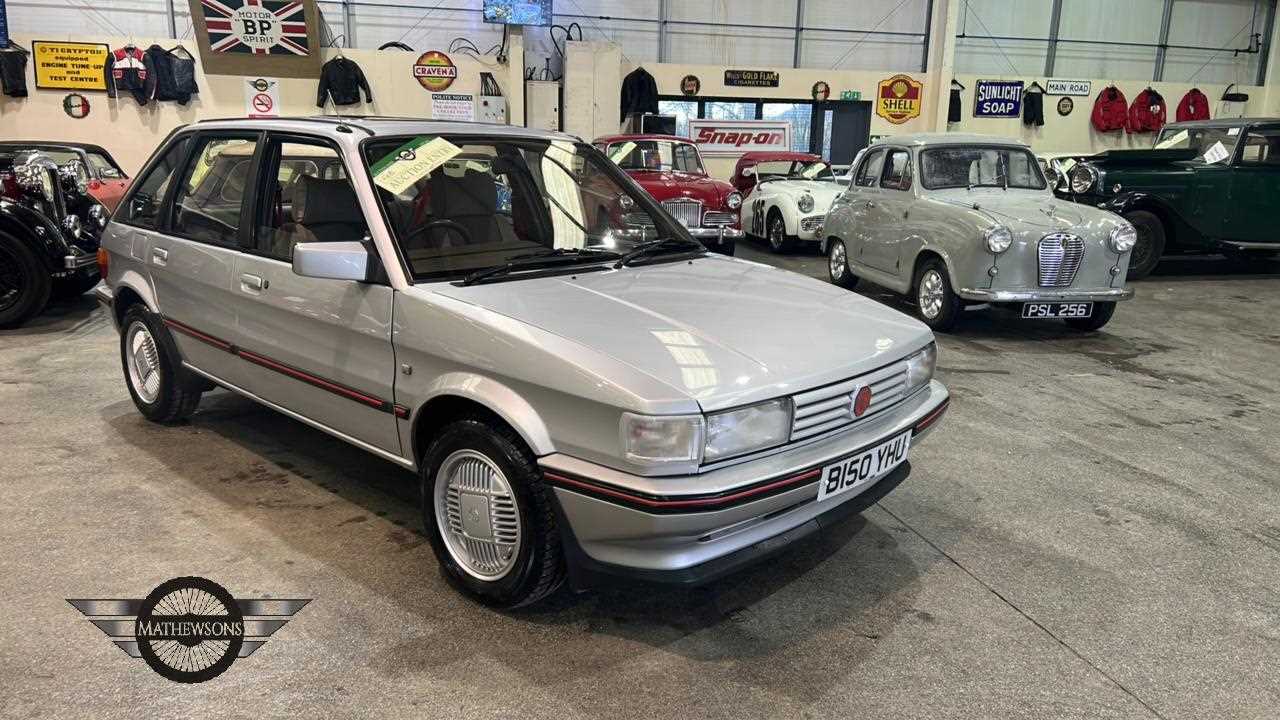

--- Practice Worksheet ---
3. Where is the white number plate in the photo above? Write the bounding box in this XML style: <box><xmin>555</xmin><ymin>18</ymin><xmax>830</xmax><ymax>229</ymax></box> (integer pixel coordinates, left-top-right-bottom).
<box><xmin>817</xmin><ymin>431</ymin><xmax>911</xmax><ymax>502</ymax></box>
<box><xmin>1022</xmin><ymin>302</ymin><xmax>1092</xmax><ymax>318</ymax></box>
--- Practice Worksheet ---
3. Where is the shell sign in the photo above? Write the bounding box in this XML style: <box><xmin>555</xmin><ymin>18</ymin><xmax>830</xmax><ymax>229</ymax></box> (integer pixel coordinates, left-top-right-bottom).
<box><xmin>876</xmin><ymin>74</ymin><xmax>923</xmax><ymax>125</ymax></box>
<box><xmin>413</xmin><ymin>51</ymin><xmax>458</xmax><ymax>92</ymax></box>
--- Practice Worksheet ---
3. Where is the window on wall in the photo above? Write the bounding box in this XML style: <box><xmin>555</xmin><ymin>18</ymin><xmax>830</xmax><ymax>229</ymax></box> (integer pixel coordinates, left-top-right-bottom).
<box><xmin>657</xmin><ymin>100</ymin><xmax>697</xmax><ymax>138</ymax></box>
<box><xmin>762</xmin><ymin>103</ymin><xmax>814</xmax><ymax>155</ymax></box>
<box><xmin>705</xmin><ymin>101</ymin><xmax>757</xmax><ymax>120</ymax></box>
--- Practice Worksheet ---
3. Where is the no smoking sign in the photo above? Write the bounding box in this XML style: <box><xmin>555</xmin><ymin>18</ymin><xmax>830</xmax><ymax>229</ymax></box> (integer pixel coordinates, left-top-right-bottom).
<box><xmin>243</xmin><ymin>77</ymin><xmax>281</xmax><ymax>118</ymax></box>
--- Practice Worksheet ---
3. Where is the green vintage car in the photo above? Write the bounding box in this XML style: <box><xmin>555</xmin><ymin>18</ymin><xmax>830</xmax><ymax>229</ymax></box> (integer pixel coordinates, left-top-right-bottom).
<box><xmin>1055</xmin><ymin>118</ymin><xmax>1280</xmax><ymax>279</ymax></box>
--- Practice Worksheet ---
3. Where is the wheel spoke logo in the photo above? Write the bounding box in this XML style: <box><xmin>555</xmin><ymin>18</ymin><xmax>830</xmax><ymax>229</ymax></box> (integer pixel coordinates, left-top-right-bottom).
<box><xmin>68</xmin><ymin>576</ymin><xmax>310</xmax><ymax>683</ymax></box>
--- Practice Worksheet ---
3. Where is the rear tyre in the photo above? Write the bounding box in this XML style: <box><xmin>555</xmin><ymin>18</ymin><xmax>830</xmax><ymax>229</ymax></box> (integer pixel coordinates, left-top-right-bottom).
<box><xmin>421</xmin><ymin>417</ymin><xmax>565</xmax><ymax>608</ymax></box>
<box><xmin>120</xmin><ymin>305</ymin><xmax>202</xmax><ymax>423</ymax></box>
<box><xmin>913</xmin><ymin>259</ymin><xmax>962</xmax><ymax>332</ymax></box>
<box><xmin>1123</xmin><ymin>210</ymin><xmax>1165</xmax><ymax>280</ymax></box>
<box><xmin>828</xmin><ymin>239</ymin><xmax>858</xmax><ymax>289</ymax></box>
<box><xmin>0</xmin><ymin>233</ymin><xmax>52</xmax><ymax>329</ymax></box>
<box><xmin>766</xmin><ymin>210</ymin><xmax>794</xmax><ymax>253</ymax></box>
<box><xmin>1065</xmin><ymin>302</ymin><xmax>1116</xmax><ymax>331</ymax></box>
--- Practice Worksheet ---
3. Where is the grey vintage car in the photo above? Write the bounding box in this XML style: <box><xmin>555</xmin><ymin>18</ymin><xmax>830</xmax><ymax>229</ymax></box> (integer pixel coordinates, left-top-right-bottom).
<box><xmin>95</xmin><ymin>118</ymin><xmax>949</xmax><ymax>607</ymax></box>
<box><xmin>823</xmin><ymin>134</ymin><xmax>1135</xmax><ymax>331</ymax></box>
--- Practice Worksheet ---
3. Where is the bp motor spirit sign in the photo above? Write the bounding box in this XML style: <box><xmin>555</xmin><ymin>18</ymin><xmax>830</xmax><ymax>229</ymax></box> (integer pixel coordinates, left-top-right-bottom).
<box><xmin>973</xmin><ymin>80</ymin><xmax>1023</xmax><ymax>118</ymax></box>
<box><xmin>189</xmin><ymin>0</ymin><xmax>321</xmax><ymax>78</ymax></box>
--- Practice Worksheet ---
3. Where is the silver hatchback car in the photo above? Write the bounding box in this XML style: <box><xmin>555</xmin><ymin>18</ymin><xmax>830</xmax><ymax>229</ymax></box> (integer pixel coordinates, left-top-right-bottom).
<box><xmin>96</xmin><ymin>118</ymin><xmax>949</xmax><ymax>607</ymax></box>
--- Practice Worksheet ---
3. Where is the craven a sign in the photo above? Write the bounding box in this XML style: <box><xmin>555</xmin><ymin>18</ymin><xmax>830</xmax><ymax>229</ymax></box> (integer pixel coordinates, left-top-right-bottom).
<box><xmin>973</xmin><ymin>79</ymin><xmax>1023</xmax><ymax>117</ymax></box>
<box><xmin>876</xmin><ymin>74</ymin><xmax>922</xmax><ymax>125</ymax></box>
<box><xmin>189</xmin><ymin>0</ymin><xmax>323</xmax><ymax>78</ymax></box>
<box><xmin>688</xmin><ymin>119</ymin><xmax>791</xmax><ymax>156</ymax></box>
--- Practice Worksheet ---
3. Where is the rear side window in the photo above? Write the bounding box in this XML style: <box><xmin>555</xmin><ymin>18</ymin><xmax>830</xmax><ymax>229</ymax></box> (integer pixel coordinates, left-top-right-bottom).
<box><xmin>119</xmin><ymin>137</ymin><xmax>190</xmax><ymax>229</ymax></box>
<box><xmin>170</xmin><ymin>136</ymin><xmax>258</xmax><ymax>246</ymax></box>
<box><xmin>854</xmin><ymin>150</ymin><xmax>885</xmax><ymax>187</ymax></box>
<box><xmin>1238</xmin><ymin>127</ymin><xmax>1280</xmax><ymax>165</ymax></box>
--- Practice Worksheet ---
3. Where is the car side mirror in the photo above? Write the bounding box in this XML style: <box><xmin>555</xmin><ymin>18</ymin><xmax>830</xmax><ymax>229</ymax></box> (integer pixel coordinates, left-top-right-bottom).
<box><xmin>292</xmin><ymin>241</ymin><xmax>373</xmax><ymax>282</ymax></box>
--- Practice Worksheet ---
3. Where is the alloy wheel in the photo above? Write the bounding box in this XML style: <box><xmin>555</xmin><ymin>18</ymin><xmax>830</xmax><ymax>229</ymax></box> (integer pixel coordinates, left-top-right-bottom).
<box><xmin>433</xmin><ymin>449</ymin><xmax>522</xmax><ymax>581</ymax></box>
<box><xmin>918</xmin><ymin>269</ymin><xmax>945</xmax><ymax>319</ymax></box>
<box><xmin>125</xmin><ymin>320</ymin><xmax>163</xmax><ymax>404</ymax></box>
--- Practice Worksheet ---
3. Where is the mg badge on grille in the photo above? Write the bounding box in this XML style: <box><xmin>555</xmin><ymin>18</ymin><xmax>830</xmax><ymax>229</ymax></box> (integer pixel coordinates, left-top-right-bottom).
<box><xmin>853</xmin><ymin>386</ymin><xmax>873</xmax><ymax>417</ymax></box>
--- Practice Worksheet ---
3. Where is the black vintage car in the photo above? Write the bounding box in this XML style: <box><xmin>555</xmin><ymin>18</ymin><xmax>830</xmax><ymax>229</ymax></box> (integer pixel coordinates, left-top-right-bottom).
<box><xmin>1054</xmin><ymin>117</ymin><xmax>1280</xmax><ymax>279</ymax></box>
<box><xmin>0</xmin><ymin>149</ymin><xmax>109</xmax><ymax>327</ymax></box>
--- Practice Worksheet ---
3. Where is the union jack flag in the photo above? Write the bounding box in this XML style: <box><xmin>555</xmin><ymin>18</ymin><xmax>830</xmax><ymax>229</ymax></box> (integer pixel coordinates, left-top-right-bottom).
<box><xmin>201</xmin><ymin>0</ymin><xmax>310</xmax><ymax>55</ymax></box>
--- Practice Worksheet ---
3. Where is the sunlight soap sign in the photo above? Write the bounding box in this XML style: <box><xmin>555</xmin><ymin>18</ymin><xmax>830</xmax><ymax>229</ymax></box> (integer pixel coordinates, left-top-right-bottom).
<box><xmin>973</xmin><ymin>80</ymin><xmax>1023</xmax><ymax>118</ymax></box>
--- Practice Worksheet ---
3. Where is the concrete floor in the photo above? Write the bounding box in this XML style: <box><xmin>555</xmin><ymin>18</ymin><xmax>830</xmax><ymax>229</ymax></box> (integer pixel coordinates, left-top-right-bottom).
<box><xmin>2</xmin><ymin>245</ymin><xmax>1278</xmax><ymax>719</ymax></box>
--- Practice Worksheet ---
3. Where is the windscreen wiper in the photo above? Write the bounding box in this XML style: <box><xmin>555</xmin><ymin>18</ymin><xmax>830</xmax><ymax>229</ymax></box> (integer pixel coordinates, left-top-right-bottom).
<box><xmin>461</xmin><ymin>247</ymin><xmax>620</xmax><ymax>286</ymax></box>
<box><xmin>613</xmin><ymin>236</ymin><xmax>706</xmax><ymax>269</ymax></box>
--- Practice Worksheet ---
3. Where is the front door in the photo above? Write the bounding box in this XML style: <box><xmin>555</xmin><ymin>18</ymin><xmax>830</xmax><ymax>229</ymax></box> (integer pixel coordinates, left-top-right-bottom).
<box><xmin>231</xmin><ymin>134</ymin><xmax>400</xmax><ymax>455</ymax></box>
<box><xmin>862</xmin><ymin>147</ymin><xmax>914</xmax><ymax>275</ymax></box>
<box><xmin>1226</xmin><ymin>123</ymin><xmax>1280</xmax><ymax>244</ymax></box>
<box><xmin>841</xmin><ymin>148</ymin><xmax>886</xmax><ymax>266</ymax></box>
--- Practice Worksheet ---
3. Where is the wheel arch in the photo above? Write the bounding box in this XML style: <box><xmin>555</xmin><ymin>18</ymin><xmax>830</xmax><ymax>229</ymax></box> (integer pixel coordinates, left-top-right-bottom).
<box><xmin>110</xmin><ymin>270</ymin><xmax>159</xmax><ymax>327</ymax></box>
<box><xmin>910</xmin><ymin>246</ymin><xmax>955</xmax><ymax>290</ymax></box>
<box><xmin>409</xmin><ymin>374</ymin><xmax>554</xmax><ymax>464</ymax></box>
<box><xmin>1103</xmin><ymin>193</ymin><xmax>1178</xmax><ymax>245</ymax></box>
<box><xmin>0</xmin><ymin>203</ymin><xmax>64</xmax><ymax>272</ymax></box>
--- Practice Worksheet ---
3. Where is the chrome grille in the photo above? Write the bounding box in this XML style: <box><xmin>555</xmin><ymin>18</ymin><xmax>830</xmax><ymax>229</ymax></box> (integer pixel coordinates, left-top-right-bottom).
<box><xmin>800</xmin><ymin>215</ymin><xmax>825</xmax><ymax>233</ymax></box>
<box><xmin>1037</xmin><ymin>233</ymin><xmax>1085</xmax><ymax>287</ymax></box>
<box><xmin>662</xmin><ymin>199</ymin><xmax>703</xmax><ymax>228</ymax></box>
<box><xmin>702</xmin><ymin>210</ymin><xmax>736</xmax><ymax>226</ymax></box>
<box><xmin>790</xmin><ymin>360</ymin><xmax>911</xmax><ymax>442</ymax></box>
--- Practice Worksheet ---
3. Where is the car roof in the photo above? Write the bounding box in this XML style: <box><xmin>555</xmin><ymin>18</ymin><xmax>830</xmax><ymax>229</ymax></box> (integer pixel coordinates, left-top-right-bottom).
<box><xmin>1162</xmin><ymin>117</ymin><xmax>1280</xmax><ymax>130</ymax></box>
<box><xmin>594</xmin><ymin>134</ymin><xmax>692</xmax><ymax>144</ymax></box>
<box><xmin>189</xmin><ymin>116</ymin><xmax>580</xmax><ymax>143</ymax></box>
<box><xmin>873</xmin><ymin>133</ymin><xmax>1029</xmax><ymax>148</ymax></box>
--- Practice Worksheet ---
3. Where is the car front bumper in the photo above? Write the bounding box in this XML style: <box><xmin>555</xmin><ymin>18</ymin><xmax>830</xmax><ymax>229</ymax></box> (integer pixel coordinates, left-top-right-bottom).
<box><xmin>686</xmin><ymin>226</ymin><xmax>744</xmax><ymax>242</ymax></box>
<box><xmin>956</xmin><ymin>287</ymin><xmax>1134</xmax><ymax>303</ymax></box>
<box><xmin>540</xmin><ymin>379</ymin><xmax>949</xmax><ymax>586</ymax></box>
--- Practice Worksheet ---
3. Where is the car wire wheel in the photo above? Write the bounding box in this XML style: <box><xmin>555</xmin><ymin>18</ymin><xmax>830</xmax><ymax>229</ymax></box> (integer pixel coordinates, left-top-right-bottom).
<box><xmin>918</xmin><ymin>269</ymin><xmax>945</xmax><ymax>319</ymax></box>
<box><xmin>125</xmin><ymin>320</ymin><xmax>163</xmax><ymax>404</ymax></box>
<box><xmin>768</xmin><ymin>215</ymin><xmax>786</xmax><ymax>251</ymax></box>
<box><xmin>0</xmin><ymin>244</ymin><xmax>23</xmax><ymax>313</ymax></box>
<box><xmin>433</xmin><ymin>449</ymin><xmax>523</xmax><ymax>581</ymax></box>
<box><xmin>829</xmin><ymin>241</ymin><xmax>847</xmax><ymax>279</ymax></box>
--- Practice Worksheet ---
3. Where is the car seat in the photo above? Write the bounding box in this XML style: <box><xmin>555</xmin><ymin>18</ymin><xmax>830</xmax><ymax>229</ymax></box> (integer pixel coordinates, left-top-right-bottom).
<box><xmin>428</xmin><ymin>168</ymin><xmax>501</xmax><ymax>246</ymax></box>
<box><xmin>273</xmin><ymin>174</ymin><xmax>367</xmax><ymax>259</ymax></box>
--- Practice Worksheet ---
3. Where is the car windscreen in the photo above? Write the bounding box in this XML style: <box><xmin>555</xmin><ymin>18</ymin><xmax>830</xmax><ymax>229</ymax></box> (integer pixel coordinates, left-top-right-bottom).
<box><xmin>1153</xmin><ymin>126</ymin><xmax>1241</xmax><ymax>162</ymax></box>
<box><xmin>607</xmin><ymin>140</ymin><xmax>704</xmax><ymax>174</ymax></box>
<box><xmin>87</xmin><ymin>152</ymin><xmax>126</xmax><ymax>179</ymax></box>
<box><xmin>364</xmin><ymin>136</ymin><xmax>675</xmax><ymax>280</ymax></box>
<box><xmin>919</xmin><ymin>146</ymin><xmax>1046</xmax><ymax>190</ymax></box>
<box><xmin>754</xmin><ymin>160</ymin><xmax>835</xmax><ymax>181</ymax></box>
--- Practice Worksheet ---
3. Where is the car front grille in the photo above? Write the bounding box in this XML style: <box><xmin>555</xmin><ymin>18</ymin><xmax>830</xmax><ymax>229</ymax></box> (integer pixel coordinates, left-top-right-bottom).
<box><xmin>800</xmin><ymin>215</ymin><xmax>825</xmax><ymax>233</ymax></box>
<box><xmin>662</xmin><ymin>199</ymin><xmax>703</xmax><ymax>228</ymax></box>
<box><xmin>1037</xmin><ymin>233</ymin><xmax>1085</xmax><ymax>287</ymax></box>
<box><xmin>790</xmin><ymin>360</ymin><xmax>911</xmax><ymax>443</ymax></box>
<box><xmin>702</xmin><ymin>211</ymin><xmax>736</xmax><ymax>226</ymax></box>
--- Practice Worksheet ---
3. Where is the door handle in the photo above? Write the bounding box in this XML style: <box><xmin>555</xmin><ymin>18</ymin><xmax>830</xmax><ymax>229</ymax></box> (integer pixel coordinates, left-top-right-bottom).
<box><xmin>151</xmin><ymin>248</ymin><xmax>168</xmax><ymax>266</ymax></box>
<box><xmin>239</xmin><ymin>273</ymin><xmax>267</xmax><ymax>292</ymax></box>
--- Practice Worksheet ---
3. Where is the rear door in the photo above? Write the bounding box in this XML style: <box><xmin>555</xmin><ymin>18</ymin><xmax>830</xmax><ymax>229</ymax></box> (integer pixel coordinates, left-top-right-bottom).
<box><xmin>1226</xmin><ymin>123</ymin><xmax>1280</xmax><ymax>244</ymax></box>
<box><xmin>231</xmin><ymin>132</ymin><xmax>400</xmax><ymax>454</ymax></box>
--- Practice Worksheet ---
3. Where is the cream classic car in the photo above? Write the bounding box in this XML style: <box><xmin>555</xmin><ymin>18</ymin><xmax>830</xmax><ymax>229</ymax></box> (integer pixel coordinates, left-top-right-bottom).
<box><xmin>823</xmin><ymin>134</ymin><xmax>1135</xmax><ymax>332</ymax></box>
<box><xmin>733</xmin><ymin>151</ymin><xmax>844</xmax><ymax>252</ymax></box>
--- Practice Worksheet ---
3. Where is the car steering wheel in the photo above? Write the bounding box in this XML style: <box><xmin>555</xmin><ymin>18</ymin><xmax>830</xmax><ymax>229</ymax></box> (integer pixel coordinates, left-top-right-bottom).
<box><xmin>418</xmin><ymin>219</ymin><xmax>473</xmax><ymax>246</ymax></box>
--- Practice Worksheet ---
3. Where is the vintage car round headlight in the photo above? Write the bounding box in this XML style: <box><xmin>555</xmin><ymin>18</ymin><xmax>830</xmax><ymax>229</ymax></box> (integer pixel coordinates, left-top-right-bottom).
<box><xmin>1109</xmin><ymin>223</ymin><xmax>1137</xmax><ymax>253</ymax></box>
<box><xmin>725</xmin><ymin>191</ymin><xmax>742</xmax><ymax>210</ymax></box>
<box><xmin>618</xmin><ymin>192</ymin><xmax>635</xmax><ymax>210</ymax></box>
<box><xmin>88</xmin><ymin>202</ymin><xmax>109</xmax><ymax>228</ymax></box>
<box><xmin>62</xmin><ymin>214</ymin><xmax>83</xmax><ymax>240</ymax></box>
<box><xmin>1069</xmin><ymin>163</ymin><xmax>1098</xmax><ymax>194</ymax></box>
<box><xmin>984</xmin><ymin>225</ymin><xmax>1013</xmax><ymax>253</ymax></box>
<box><xmin>58</xmin><ymin>160</ymin><xmax>90</xmax><ymax>196</ymax></box>
<box><xmin>13</xmin><ymin>153</ymin><xmax>58</xmax><ymax>201</ymax></box>
<box><xmin>797</xmin><ymin>193</ymin><xmax>815</xmax><ymax>213</ymax></box>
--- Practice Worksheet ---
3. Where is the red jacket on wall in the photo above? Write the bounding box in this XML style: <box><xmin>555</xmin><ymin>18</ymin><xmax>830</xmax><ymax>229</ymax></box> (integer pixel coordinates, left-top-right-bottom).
<box><xmin>1091</xmin><ymin>86</ymin><xmax>1128</xmax><ymax>132</ymax></box>
<box><xmin>1175</xmin><ymin>88</ymin><xmax>1210</xmax><ymax>122</ymax></box>
<box><xmin>1127</xmin><ymin>88</ymin><xmax>1166</xmax><ymax>133</ymax></box>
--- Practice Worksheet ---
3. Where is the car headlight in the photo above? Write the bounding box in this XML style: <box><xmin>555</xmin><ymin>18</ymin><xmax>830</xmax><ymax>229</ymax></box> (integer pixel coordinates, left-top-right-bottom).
<box><xmin>704</xmin><ymin>398</ymin><xmax>793</xmax><ymax>462</ymax></box>
<box><xmin>797</xmin><ymin>193</ymin><xmax>815</xmax><ymax>213</ymax></box>
<box><xmin>1069</xmin><ymin>163</ymin><xmax>1098</xmax><ymax>194</ymax></box>
<box><xmin>618</xmin><ymin>193</ymin><xmax>635</xmax><ymax>211</ymax></box>
<box><xmin>1109</xmin><ymin>223</ymin><xmax>1137</xmax><ymax>253</ymax></box>
<box><xmin>984</xmin><ymin>224</ymin><xmax>1013</xmax><ymax>253</ymax></box>
<box><xmin>88</xmin><ymin>203</ymin><xmax>108</xmax><ymax>228</ymax></box>
<box><xmin>725</xmin><ymin>191</ymin><xmax>742</xmax><ymax>210</ymax></box>
<box><xmin>904</xmin><ymin>343</ymin><xmax>937</xmax><ymax>394</ymax></box>
<box><xmin>620</xmin><ymin>412</ymin><xmax>704</xmax><ymax>466</ymax></box>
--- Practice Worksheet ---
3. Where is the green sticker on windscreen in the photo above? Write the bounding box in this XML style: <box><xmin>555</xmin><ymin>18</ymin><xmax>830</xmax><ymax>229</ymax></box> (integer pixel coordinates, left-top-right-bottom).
<box><xmin>371</xmin><ymin>136</ymin><xmax>463</xmax><ymax>195</ymax></box>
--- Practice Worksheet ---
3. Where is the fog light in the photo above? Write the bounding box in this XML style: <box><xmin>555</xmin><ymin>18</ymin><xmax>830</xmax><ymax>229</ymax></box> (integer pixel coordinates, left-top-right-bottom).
<box><xmin>988</xmin><ymin>266</ymin><xmax>998</xmax><ymax>276</ymax></box>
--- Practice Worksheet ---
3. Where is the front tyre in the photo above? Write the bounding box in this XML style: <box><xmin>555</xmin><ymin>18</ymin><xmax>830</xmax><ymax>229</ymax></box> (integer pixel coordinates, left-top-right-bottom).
<box><xmin>766</xmin><ymin>210</ymin><xmax>794</xmax><ymax>253</ymax></box>
<box><xmin>1065</xmin><ymin>302</ymin><xmax>1116</xmax><ymax>331</ymax></box>
<box><xmin>828</xmin><ymin>239</ymin><xmax>858</xmax><ymax>289</ymax></box>
<box><xmin>913</xmin><ymin>259</ymin><xmax>962</xmax><ymax>332</ymax></box>
<box><xmin>421</xmin><ymin>417</ymin><xmax>565</xmax><ymax>608</ymax></box>
<box><xmin>1123</xmin><ymin>210</ymin><xmax>1165</xmax><ymax>280</ymax></box>
<box><xmin>0</xmin><ymin>233</ymin><xmax>52</xmax><ymax>328</ymax></box>
<box><xmin>120</xmin><ymin>305</ymin><xmax>202</xmax><ymax>423</ymax></box>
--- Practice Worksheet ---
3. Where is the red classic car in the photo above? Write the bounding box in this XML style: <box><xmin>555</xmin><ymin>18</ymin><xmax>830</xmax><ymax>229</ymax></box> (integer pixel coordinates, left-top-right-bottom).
<box><xmin>594</xmin><ymin>134</ymin><xmax>742</xmax><ymax>254</ymax></box>
<box><xmin>0</xmin><ymin>142</ymin><xmax>130</xmax><ymax>212</ymax></box>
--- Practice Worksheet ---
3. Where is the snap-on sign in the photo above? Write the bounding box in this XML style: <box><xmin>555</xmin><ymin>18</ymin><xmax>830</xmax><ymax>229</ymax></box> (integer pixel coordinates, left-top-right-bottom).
<box><xmin>688</xmin><ymin>119</ymin><xmax>791</xmax><ymax>156</ymax></box>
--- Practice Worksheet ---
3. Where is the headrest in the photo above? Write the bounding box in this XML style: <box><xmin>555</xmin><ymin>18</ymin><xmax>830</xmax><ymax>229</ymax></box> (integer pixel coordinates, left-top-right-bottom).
<box><xmin>293</xmin><ymin>174</ymin><xmax>364</xmax><ymax>225</ymax></box>
<box><xmin>431</xmin><ymin>169</ymin><xmax>497</xmax><ymax>216</ymax></box>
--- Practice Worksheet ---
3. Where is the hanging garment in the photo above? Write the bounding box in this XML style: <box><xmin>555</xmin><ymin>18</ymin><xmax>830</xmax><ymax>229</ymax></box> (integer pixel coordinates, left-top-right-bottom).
<box><xmin>145</xmin><ymin>45</ymin><xmax>199</xmax><ymax>105</ymax></box>
<box><xmin>1090</xmin><ymin>86</ymin><xmax>1128</xmax><ymax>132</ymax></box>
<box><xmin>1175</xmin><ymin>88</ymin><xmax>1210</xmax><ymax>122</ymax></box>
<box><xmin>948</xmin><ymin>87</ymin><xmax>961</xmax><ymax>123</ymax></box>
<box><xmin>1023</xmin><ymin>90</ymin><xmax>1044</xmax><ymax>127</ymax></box>
<box><xmin>317</xmin><ymin>57</ymin><xmax>373</xmax><ymax>107</ymax></box>
<box><xmin>620</xmin><ymin>67</ymin><xmax>658</xmax><ymax>122</ymax></box>
<box><xmin>1126</xmin><ymin>88</ymin><xmax>1166</xmax><ymax>133</ymax></box>
<box><xmin>105</xmin><ymin>45</ymin><xmax>154</xmax><ymax>105</ymax></box>
<box><xmin>0</xmin><ymin>47</ymin><xmax>29</xmax><ymax>98</ymax></box>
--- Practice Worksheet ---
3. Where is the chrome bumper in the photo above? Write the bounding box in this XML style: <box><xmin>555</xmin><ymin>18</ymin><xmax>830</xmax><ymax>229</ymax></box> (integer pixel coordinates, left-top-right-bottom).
<box><xmin>64</xmin><ymin>252</ymin><xmax>98</xmax><ymax>269</ymax></box>
<box><xmin>957</xmin><ymin>287</ymin><xmax>1134</xmax><ymax>302</ymax></box>
<box><xmin>541</xmin><ymin>380</ymin><xmax>948</xmax><ymax>575</ymax></box>
<box><xmin>686</xmin><ymin>226</ymin><xmax>744</xmax><ymax>241</ymax></box>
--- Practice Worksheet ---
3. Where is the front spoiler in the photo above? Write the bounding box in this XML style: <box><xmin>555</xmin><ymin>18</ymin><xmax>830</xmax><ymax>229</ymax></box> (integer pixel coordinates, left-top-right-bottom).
<box><xmin>957</xmin><ymin>287</ymin><xmax>1134</xmax><ymax>302</ymax></box>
